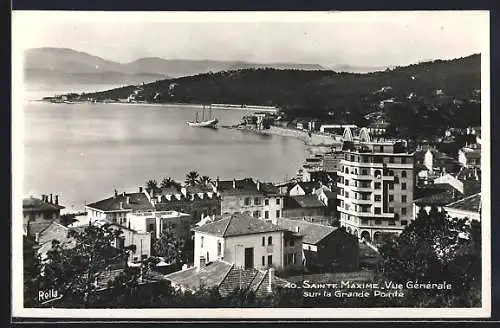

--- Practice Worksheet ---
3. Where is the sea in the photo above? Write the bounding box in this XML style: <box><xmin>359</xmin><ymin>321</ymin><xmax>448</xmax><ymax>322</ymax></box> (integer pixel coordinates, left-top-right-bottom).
<box><xmin>20</xmin><ymin>84</ymin><xmax>307</xmax><ymax>212</ymax></box>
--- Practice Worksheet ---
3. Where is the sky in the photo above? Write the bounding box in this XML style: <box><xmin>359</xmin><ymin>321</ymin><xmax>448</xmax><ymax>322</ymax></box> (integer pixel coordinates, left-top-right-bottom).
<box><xmin>13</xmin><ymin>11</ymin><xmax>488</xmax><ymax>68</ymax></box>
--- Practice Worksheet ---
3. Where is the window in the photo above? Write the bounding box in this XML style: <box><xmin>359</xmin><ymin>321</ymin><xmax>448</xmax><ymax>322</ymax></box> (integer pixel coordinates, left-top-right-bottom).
<box><xmin>217</xmin><ymin>241</ymin><xmax>222</xmax><ymax>256</ymax></box>
<box><xmin>402</xmin><ymin>208</ymin><xmax>407</xmax><ymax>215</ymax></box>
<box><xmin>389</xmin><ymin>183</ymin><xmax>394</xmax><ymax>190</ymax></box>
<box><xmin>375</xmin><ymin>207</ymin><xmax>381</xmax><ymax>214</ymax></box>
<box><xmin>401</xmin><ymin>170</ymin><xmax>407</xmax><ymax>178</ymax></box>
<box><xmin>389</xmin><ymin>157</ymin><xmax>395</xmax><ymax>163</ymax></box>
<box><xmin>362</xmin><ymin>169</ymin><xmax>368</xmax><ymax>175</ymax></box>
<box><xmin>402</xmin><ymin>183</ymin><xmax>407</xmax><ymax>190</ymax></box>
<box><xmin>268</xmin><ymin>236</ymin><xmax>273</xmax><ymax>245</ymax></box>
<box><xmin>402</xmin><ymin>195</ymin><xmax>407</xmax><ymax>203</ymax></box>
<box><xmin>267</xmin><ymin>255</ymin><xmax>273</xmax><ymax>267</ymax></box>
<box><xmin>389</xmin><ymin>194</ymin><xmax>394</xmax><ymax>202</ymax></box>
<box><xmin>253</xmin><ymin>211</ymin><xmax>260</xmax><ymax>218</ymax></box>
<box><xmin>388</xmin><ymin>221</ymin><xmax>396</xmax><ymax>226</ymax></box>
<box><xmin>289</xmin><ymin>239</ymin><xmax>295</xmax><ymax>247</ymax></box>
<box><xmin>375</xmin><ymin>195</ymin><xmax>381</xmax><ymax>202</ymax></box>
<box><xmin>276</xmin><ymin>210</ymin><xmax>280</xmax><ymax>218</ymax></box>
<box><xmin>401</xmin><ymin>220</ymin><xmax>408</xmax><ymax>226</ymax></box>
<box><xmin>389</xmin><ymin>207</ymin><xmax>394</xmax><ymax>213</ymax></box>
<box><xmin>402</xmin><ymin>157</ymin><xmax>407</xmax><ymax>164</ymax></box>
<box><xmin>345</xmin><ymin>179</ymin><xmax>349</xmax><ymax>186</ymax></box>
<box><xmin>262</xmin><ymin>236</ymin><xmax>265</xmax><ymax>246</ymax></box>
<box><xmin>201</xmin><ymin>236</ymin><xmax>204</xmax><ymax>248</ymax></box>
<box><xmin>244</xmin><ymin>197</ymin><xmax>251</xmax><ymax>205</ymax></box>
<box><xmin>264</xmin><ymin>211</ymin><xmax>269</xmax><ymax>219</ymax></box>
<box><xmin>361</xmin><ymin>219</ymin><xmax>369</xmax><ymax>225</ymax></box>
<box><xmin>254</xmin><ymin>197</ymin><xmax>261</xmax><ymax>205</ymax></box>
<box><xmin>264</xmin><ymin>199</ymin><xmax>269</xmax><ymax>206</ymax></box>
<box><xmin>262</xmin><ymin>256</ymin><xmax>265</xmax><ymax>266</ymax></box>
<box><xmin>345</xmin><ymin>192</ymin><xmax>349</xmax><ymax>198</ymax></box>
<box><xmin>375</xmin><ymin>219</ymin><xmax>382</xmax><ymax>225</ymax></box>
<box><xmin>147</xmin><ymin>223</ymin><xmax>155</xmax><ymax>232</ymax></box>
<box><xmin>276</xmin><ymin>198</ymin><xmax>281</xmax><ymax>205</ymax></box>
<box><xmin>375</xmin><ymin>182</ymin><xmax>381</xmax><ymax>190</ymax></box>
<box><xmin>350</xmin><ymin>155</ymin><xmax>355</xmax><ymax>161</ymax></box>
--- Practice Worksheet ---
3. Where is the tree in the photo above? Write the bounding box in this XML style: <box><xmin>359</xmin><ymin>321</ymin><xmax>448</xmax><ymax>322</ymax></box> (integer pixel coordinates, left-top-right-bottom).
<box><xmin>29</xmin><ymin>222</ymin><xmax>136</xmax><ymax>308</ymax></box>
<box><xmin>146</xmin><ymin>179</ymin><xmax>158</xmax><ymax>190</ymax></box>
<box><xmin>160</xmin><ymin>177</ymin><xmax>180</xmax><ymax>189</ymax></box>
<box><xmin>153</xmin><ymin>227</ymin><xmax>186</xmax><ymax>266</ymax></box>
<box><xmin>378</xmin><ymin>207</ymin><xmax>481</xmax><ymax>307</ymax></box>
<box><xmin>199</xmin><ymin>175</ymin><xmax>211</xmax><ymax>185</ymax></box>
<box><xmin>185</xmin><ymin>171</ymin><xmax>200</xmax><ymax>186</ymax></box>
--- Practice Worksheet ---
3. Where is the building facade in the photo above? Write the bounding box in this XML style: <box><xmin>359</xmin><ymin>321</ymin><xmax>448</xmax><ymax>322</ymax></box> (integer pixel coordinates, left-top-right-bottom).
<box><xmin>193</xmin><ymin>214</ymin><xmax>301</xmax><ymax>271</ymax></box>
<box><xmin>214</xmin><ymin>178</ymin><xmax>284</xmax><ymax>221</ymax></box>
<box><xmin>337</xmin><ymin>127</ymin><xmax>414</xmax><ymax>242</ymax></box>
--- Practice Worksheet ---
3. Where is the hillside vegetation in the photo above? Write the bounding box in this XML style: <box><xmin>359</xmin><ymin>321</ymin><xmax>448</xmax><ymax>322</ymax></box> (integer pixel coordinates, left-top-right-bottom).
<box><xmin>78</xmin><ymin>54</ymin><xmax>482</xmax><ymax>137</ymax></box>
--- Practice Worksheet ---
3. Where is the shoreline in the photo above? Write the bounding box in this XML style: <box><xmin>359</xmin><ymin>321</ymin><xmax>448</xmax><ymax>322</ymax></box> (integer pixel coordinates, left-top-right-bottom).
<box><xmin>37</xmin><ymin>99</ymin><xmax>279</xmax><ymax>112</ymax></box>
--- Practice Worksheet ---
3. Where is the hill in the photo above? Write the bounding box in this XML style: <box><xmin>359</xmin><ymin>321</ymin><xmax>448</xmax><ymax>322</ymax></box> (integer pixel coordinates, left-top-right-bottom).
<box><xmin>24</xmin><ymin>48</ymin><xmax>170</xmax><ymax>86</ymax></box>
<box><xmin>64</xmin><ymin>54</ymin><xmax>482</xmax><ymax>137</ymax></box>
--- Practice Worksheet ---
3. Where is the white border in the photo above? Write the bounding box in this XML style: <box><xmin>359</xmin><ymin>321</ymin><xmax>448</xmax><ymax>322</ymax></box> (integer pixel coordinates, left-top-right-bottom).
<box><xmin>11</xmin><ymin>10</ymin><xmax>491</xmax><ymax>319</ymax></box>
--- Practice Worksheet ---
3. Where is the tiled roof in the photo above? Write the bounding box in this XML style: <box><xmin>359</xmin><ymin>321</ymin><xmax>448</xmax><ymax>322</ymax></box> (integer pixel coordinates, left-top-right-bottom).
<box><xmin>215</xmin><ymin>178</ymin><xmax>280</xmax><ymax>197</ymax></box>
<box><xmin>275</xmin><ymin>218</ymin><xmax>337</xmax><ymax>245</ymax></box>
<box><xmin>462</xmin><ymin>180</ymin><xmax>482</xmax><ymax>196</ymax></box>
<box><xmin>165</xmin><ymin>260</ymin><xmax>233</xmax><ymax>291</ymax></box>
<box><xmin>23</xmin><ymin>197</ymin><xmax>65</xmax><ymax>212</ymax></box>
<box><xmin>193</xmin><ymin>213</ymin><xmax>284</xmax><ymax>237</ymax></box>
<box><xmin>37</xmin><ymin>221</ymin><xmax>70</xmax><ymax>245</ymax></box>
<box><xmin>26</xmin><ymin>221</ymin><xmax>53</xmax><ymax>236</ymax></box>
<box><xmin>287</xmin><ymin>195</ymin><xmax>327</xmax><ymax>209</ymax></box>
<box><xmin>445</xmin><ymin>193</ymin><xmax>481</xmax><ymax>213</ymax></box>
<box><xmin>166</xmin><ymin>261</ymin><xmax>289</xmax><ymax>297</ymax></box>
<box><xmin>414</xmin><ymin>190</ymin><xmax>458</xmax><ymax>206</ymax></box>
<box><xmin>86</xmin><ymin>192</ymin><xmax>154</xmax><ymax>212</ymax></box>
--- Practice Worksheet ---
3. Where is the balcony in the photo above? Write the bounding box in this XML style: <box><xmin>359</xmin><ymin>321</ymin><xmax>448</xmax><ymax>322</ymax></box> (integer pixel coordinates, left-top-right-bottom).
<box><xmin>337</xmin><ymin>207</ymin><xmax>396</xmax><ymax>219</ymax></box>
<box><xmin>351</xmin><ymin>198</ymin><xmax>373</xmax><ymax>205</ymax></box>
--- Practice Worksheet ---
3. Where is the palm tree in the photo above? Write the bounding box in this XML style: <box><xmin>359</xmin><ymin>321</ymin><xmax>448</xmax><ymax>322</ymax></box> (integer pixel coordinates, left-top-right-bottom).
<box><xmin>146</xmin><ymin>179</ymin><xmax>158</xmax><ymax>191</ymax></box>
<box><xmin>185</xmin><ymin>171</ymin><xmax>199</xmax><ymax>186</ymax></box>
<box><xmin>161</xmin><ymin>177</ymin><xmax>179</xmax><ymax>189</ymax></box>
<box><xmin>199</xmin><ymin>175</ymin><xmax>211</xmax><ymax>185</ymax></box>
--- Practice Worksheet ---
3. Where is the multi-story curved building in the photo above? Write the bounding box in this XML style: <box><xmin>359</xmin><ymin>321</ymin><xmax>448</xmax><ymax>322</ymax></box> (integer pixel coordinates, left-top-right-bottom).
<box><xmin>337</xmin><ymin>127</ymin><xmax>414</xmax><ymax>243</ymax></box>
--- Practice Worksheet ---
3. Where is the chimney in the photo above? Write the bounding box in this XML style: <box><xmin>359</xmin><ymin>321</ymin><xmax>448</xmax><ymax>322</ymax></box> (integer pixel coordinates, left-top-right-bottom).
<box><xmin>49</xmin><ymin>194</ymin><xmax>53</xmax><ymax>204</ymax></box>
<box><xmin>122</xmin><ymin>192</ymin><xmax>126</xmax><ymax>197</ymax></box>
<box><xmin>41</xmin><ymin>194</ymin><xmax>45</xmax><ymax>202</ymax></box>
<box><xmin>216</xmin><ymin>176</ymin><xmax>219</xmax><ymax>188</ymax></box>
<box><xmin>295</xmin><ymin>226</ymin><xmax>300</xmax><ymax>233</ymax></box>
<box><xmin>139</xmin><ymin>186</ymin><xmax>143</xmax><ymax>193</ymax></box>
<box><xmin>55</xmin><ymin>195</ymin><xmax>59</xmax><ymax>205</ymax></box>
<box><xmin>256</xmin><ymin>180</ymin><xmax>261</xmax><ymax>191</ymax></box>
<box><xmin>233</xmin><ymin>178</ymin><xmax>236</xmax><ymax>189</ymax></box>
<box><xmin>199</xmin><ymin>256</ymin><xmax>206</xmax><ymax>269</ymax></box>
<box><xmin>267</xmin><ymin>268</ymin><xmax>274</xmax><ymax>293</ymax></box>
<box><xmin>35</xmin><ymin>232</ymin><xmax>40</xmax><ymax>242</ymax></box>
<box><xmin>120</xmin><ymin>201</ymin><xmax>123</xmax><ymax>209</ymax></box>
<box><xmin>126</xmin><ymin>196</ymin><xmax>130</xmax><ymax>204</ymax></box>
<box><xmin>114</xmin><ymin>189</ymin><xmax>118</xmax><ymax>198</ymax></box>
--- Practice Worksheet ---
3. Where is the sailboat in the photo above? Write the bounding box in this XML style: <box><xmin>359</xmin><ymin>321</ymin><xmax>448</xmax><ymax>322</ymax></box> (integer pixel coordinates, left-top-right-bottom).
<box><xmin>187</xmin><ymin>104</ymin><xmax>219</xmax><ymax>128</ymax></box>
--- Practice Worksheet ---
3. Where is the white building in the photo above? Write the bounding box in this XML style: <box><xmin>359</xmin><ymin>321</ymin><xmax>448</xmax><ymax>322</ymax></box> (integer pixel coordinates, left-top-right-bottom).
<box><xmin>192</xmin><ymin>213</ymin><xmax>302</xmax><ymax>271</ymax></box>
<box><xmin>337</xmin><ymin>127</ymin><xmax>414</xmax><ymax>242</ymax></box>
<box><xmin>444</xmin><ymin>193</ymin><xmax>481</xmax><ymax>222</ymax></box>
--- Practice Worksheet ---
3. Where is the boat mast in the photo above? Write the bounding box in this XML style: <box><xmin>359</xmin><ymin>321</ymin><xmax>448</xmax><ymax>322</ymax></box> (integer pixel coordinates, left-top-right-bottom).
<box><xmin>209</xmin><ymin>105</ymin><xmax>212</xmax><ymax>120</ymax></box>
<box><xmin>202</xmin><ymin>105</ymin><xmax>205</xmax><ymax>121</ymax></box>
<box><xmin>195</xmin><ymin>111</ymin><xmax>198</xmax><ymax>122</ymax></box>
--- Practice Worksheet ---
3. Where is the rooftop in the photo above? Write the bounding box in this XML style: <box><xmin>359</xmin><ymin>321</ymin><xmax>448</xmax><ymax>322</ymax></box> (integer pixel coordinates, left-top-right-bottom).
<box><xmin>288</xmin><ymin>181</ymin><xmax>322</xmax><ymax>195</ymax></box>
<box><xmin>286</xmin><ymin>195</ymin><xmax>327</xmax><ymax>209</ymax></box>
<box><xmin>445</xmin><ymin>193</ymin><xmax>481</xmax><ymax>213</ymax></box>
<box><xmin>215</xmin><ymin>178</ymin><xmax>280</xmax><ymax>197</ymax></box>
<box><xmin>193</xmin><ymin>213</ymin><xmax>285</xmax><ymax>237</ymax></box>
<box><xmin>23</xmin><ymin>196</ymin><xmax>65</xmax><ymax>212</ymax></box>
<box><xmin>86</xmin><ymin>192</ymin><xmax>154</xmax><ymax>212</ymax></box>
<box><xmin>275</xmin><ymin>218</ymin><xmax>338</xmax><ymax>245</ymax></box>
<box><xmin>165</xmin><ymin>260</ymin><xmax>289</xmax><ymax>297</ymax></box>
